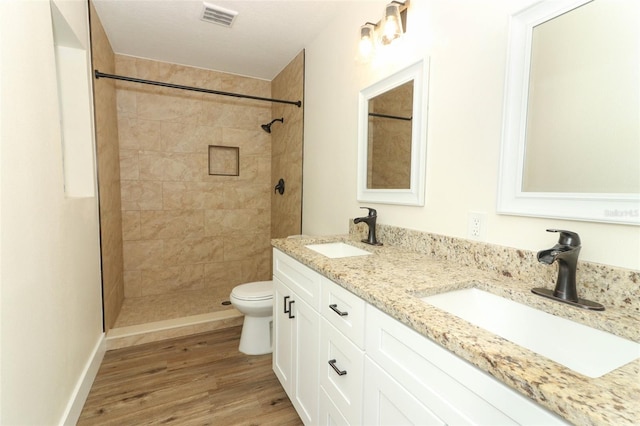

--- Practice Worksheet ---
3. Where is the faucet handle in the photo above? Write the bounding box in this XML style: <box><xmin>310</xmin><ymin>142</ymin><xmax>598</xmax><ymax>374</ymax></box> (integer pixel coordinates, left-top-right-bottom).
<box><xmin>360</xmin><ymin>207</ymin><xmax>377</xmax><ymax>217</ymax></box>
<box><xmin>546</xmin><ymin>229</ymin><xmax>581</xmax><ymax>247</ymax></box>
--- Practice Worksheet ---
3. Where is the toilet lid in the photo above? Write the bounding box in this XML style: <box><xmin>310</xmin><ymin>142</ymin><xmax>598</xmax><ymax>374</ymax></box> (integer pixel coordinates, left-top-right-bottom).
<box><xmin>231</xmin><ymin>280</ymin><xmax>273</xmax><ymax>301</ymax></box>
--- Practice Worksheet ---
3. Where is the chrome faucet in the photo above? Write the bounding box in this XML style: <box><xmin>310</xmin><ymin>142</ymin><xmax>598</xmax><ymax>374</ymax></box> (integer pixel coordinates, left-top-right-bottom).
<box><xmin>353</xmin><ymin>207</ymin><xmax>382</xmax><ymax>246</ymax></box>
<box><xmin>532</xmin><ymin>229</ymin><xmax>604</xmax><ymax>310</ymax></box>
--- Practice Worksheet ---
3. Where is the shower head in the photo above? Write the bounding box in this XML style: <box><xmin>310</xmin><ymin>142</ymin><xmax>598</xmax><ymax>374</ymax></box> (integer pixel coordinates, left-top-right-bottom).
<box><xmin>261</xmin><ymin>118</ymin><xmax>284</xmax><ymax>133</ymax></box>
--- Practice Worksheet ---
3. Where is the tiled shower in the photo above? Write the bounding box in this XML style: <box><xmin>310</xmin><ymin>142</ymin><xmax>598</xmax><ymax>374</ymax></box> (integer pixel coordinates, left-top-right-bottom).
<box><xmin>90</xmin><ymin>3</ymin><xmax>303</xmax><ymax>336</ymax></box>
<box><xmin>114</xmin><ymin>54</ymin><xmax>274</xmax><ymax>328</ymax></box>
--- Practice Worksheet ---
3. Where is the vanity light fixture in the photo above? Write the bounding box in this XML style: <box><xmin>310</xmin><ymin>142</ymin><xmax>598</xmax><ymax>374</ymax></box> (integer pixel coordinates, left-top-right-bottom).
<box><xmin>358</xmin><ymin>1</ymin><xmax>408</xmax><ymax>60</ymax></box>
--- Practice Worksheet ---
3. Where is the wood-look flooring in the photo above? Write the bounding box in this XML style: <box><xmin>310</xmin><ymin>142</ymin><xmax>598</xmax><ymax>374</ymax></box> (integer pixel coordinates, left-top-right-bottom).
<box><xmin>78</xmin><ymin>326</ymin><xmax>302</xmax><ymax>425</ymax></box>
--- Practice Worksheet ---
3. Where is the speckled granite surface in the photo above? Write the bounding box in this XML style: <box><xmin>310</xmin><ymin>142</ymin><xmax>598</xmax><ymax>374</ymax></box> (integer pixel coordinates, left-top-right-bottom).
<box><xmin>272</xmin><ymin>225</ymin><xmax>640</xmax><ymax>425</ymax></box>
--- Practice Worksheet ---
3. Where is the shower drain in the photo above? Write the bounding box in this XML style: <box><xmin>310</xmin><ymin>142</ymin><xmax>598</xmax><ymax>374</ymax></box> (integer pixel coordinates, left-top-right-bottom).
<box><xmin>221</xmin><ymin>300</ymin><xmax>232</xmax><ymax>306</ymax></box>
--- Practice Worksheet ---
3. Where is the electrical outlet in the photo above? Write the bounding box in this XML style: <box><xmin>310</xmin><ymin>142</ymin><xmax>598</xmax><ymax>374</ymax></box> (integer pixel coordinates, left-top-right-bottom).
<box><xmin>467</xmin><ymin>212</ymin><xmax>487</xmax><ymax>241</ymax></box>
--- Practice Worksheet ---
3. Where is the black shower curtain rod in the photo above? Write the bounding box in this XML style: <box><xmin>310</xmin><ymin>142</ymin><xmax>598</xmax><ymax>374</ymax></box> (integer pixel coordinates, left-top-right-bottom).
<box><xmin>368</xmin><ymin>112</ymin><xmax>412</xmax><ymax>121</ymax></box>
<box><xmin>94</xmin><ymin>70</ymin><xmax>302</xmax><ymax>108</ymax></box>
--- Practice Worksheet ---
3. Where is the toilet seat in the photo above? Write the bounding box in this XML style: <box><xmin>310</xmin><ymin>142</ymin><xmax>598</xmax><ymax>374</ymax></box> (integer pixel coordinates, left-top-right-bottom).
<box><xmin>231</xmin><ymin>280</ymin><xmax>273</xmax><ymax>301</ymax></box>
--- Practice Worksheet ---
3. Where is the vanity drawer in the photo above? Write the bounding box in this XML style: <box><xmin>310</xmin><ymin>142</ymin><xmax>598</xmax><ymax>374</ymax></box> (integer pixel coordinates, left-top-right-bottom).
<box><xmin>273</xmin><ymin>249</ymin><xmax>322</xmax><ymax>311</ymax></box>
<box><xmin>320</xmin><ymin>320</ymin><xmax>364</xmax><ymax>425</ymax></box>
<box><xmin>321</xmin><ymin>277</ymin><xmax>366</xmax><ymax>349</ymax></box>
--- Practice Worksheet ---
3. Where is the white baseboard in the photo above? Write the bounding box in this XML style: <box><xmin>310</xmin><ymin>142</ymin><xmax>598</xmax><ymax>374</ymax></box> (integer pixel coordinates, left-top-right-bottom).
<box><xmin>59</xmin><ymin>333</ymin><xmax>107</xmax><ymax>426</ymax></box>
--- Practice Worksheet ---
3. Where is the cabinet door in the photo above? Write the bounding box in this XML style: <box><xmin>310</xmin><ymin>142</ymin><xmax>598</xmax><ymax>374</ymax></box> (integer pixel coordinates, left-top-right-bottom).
<box><xmin>366</xmin><ymin>305</ymin><xmax>566</xmax><ymax>425</ymax></box>
<box><xmin>273</xmin><ymin>277</ymin><xmax>293</xmax><ymax>394</ymax></box>
<box><xmin>291</xmin><ymin>289</ymin><xmax>321</xmax><ymax>425</ymax></box>
<box><xmin>319</xmin><ymin>387</ymin><xmax>350</xmax><ymax>426</ymax></box>
<box><xmin>363</xmin><ymin>357</ymin><xmax>445</xmax><ymax>426</ymax></box>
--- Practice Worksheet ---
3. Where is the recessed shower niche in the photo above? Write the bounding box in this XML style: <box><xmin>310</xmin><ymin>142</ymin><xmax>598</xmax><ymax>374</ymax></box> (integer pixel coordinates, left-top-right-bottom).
<box><xmin>208</xmin><ymin>145</ymin><xmax>239</xmax><ymax>176</ymax></box>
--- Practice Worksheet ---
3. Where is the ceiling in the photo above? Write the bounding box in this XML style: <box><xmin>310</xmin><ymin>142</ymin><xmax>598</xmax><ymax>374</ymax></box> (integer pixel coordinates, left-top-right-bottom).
<box><xmin>92</xmin><ymin>0</ymin><xmax>345</xmax><ymax>81</ymax></box>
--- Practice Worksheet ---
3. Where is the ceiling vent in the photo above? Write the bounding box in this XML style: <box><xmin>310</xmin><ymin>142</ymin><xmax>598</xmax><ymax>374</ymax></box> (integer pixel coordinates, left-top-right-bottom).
<box><xmin>201</xmin><ymin>2</ymin><xmax>238</xmax><ymax>28</ymax></box>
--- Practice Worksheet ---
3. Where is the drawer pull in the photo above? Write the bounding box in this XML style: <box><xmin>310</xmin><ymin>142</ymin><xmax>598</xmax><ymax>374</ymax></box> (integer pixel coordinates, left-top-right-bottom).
<box><xmin>328</xmin><ymin>359</ymin><xmax>347</xmax><ymax>376</ymax></box>
<box><xmin>329</xmin><ymin>304</ymin><xmax>348</xmax><ymax>317</ymax></box>
<box><xmin>288</xmin><ymin>300</ymin><xmax>295</xmax><ymax>319</ymax></box>
<box><xmin>284</xmin><ymin>296</ymin><xmax>290</xmax><ymax>314</ymax></box>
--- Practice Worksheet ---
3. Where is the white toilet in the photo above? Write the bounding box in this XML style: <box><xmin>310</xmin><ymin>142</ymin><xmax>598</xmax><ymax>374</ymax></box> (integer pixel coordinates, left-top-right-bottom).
<box><xmin>230</xmin><ymin>280</ymin><xmax>274</xmax><ymax>355</ymax></box>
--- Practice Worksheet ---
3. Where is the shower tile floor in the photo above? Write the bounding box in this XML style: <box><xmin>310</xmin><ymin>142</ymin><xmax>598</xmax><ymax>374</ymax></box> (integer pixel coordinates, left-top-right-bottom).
<box><xmin>114</xmin><ymin>289</ymin><xmax>235</xmax><ymax>328</ymax></box>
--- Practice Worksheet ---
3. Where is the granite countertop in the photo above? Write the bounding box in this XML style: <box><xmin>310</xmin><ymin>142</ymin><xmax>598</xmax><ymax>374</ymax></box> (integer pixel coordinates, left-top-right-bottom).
<box><xmin>272</xmin><ymin>234</ymin><xmax>640</xmax><ymax>426</ymax></box>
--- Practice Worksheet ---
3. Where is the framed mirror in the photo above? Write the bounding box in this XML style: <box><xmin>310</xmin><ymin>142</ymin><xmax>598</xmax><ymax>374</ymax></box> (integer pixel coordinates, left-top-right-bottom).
<box><xmin>498</xmin><ymin>0</ymin><xmax>639</xmax><ymax>225</ymax></box>
<box><xmin>357</xmin><ymin>59</ymin><xmax>429</xmax><ymax>206</ymax></box>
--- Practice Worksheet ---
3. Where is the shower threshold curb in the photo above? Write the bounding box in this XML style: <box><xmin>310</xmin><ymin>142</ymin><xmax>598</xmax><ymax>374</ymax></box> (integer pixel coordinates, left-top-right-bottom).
<box><xmin>106</xmin><ymin>309</ymin><xmax>243</xmax><ymax>350</ymax></box>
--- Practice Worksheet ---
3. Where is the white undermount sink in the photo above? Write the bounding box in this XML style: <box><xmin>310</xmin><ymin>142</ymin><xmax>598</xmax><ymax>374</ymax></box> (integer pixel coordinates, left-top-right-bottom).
<box><xmin>421</xmin><ymin>288</ymin><xmax>640</xmax><ymax>378</ymax></box>
<box><xmin>305</xmin><ymin>242</ymin><xmax>372</xmax><ymax>259</ymax></box>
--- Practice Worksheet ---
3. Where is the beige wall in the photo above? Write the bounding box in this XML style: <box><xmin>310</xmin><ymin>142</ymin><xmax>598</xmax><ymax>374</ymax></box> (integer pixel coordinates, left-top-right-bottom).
<box><xmin>0</xmin><ymin>0</ymin><xmax>103</xmax><ymax>423</ymax></box>
<box><xmin>303</xmin><ymin>0</ymin><xmax>640</xmax><ymax>270</ymax></box>
<box><xmin>90</xmin><ymin>1</ymin><xmax>124</xmax><ymax>330</ymax></box>
<box><xmin>115</xmin><ymin>56</ymin><xmax>272</xmax><ymax>303</ymax></box>
<box><xmin>271</xmin><ymin>50</ymin><xmax>305</xmax><ymax>239</ymax></box>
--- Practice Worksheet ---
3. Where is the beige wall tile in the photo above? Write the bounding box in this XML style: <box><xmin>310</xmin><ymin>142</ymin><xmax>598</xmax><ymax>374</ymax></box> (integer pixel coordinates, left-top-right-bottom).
<box><xmin>120</xmin><ymin>180</ymin><xmax>163</xmax><ymax>210</ymax></box>
<box><xmin>114</xmin><ymin>54</ymin><xmax>136</xmax><ymax>75</ymax></box>
<box><xmin>161</xmin><ymin>122</ymin><xmax>222</xmax><ymax>153</ymax></box>
<box><xmin>205</xmin><ymin>261</ymin><xmax>242</xmax><ymax>289</ymax></box>
<box><xmin>223</xmin><ymin>184</ymin><xmax>270</xmax><ymax>209</ymax></box>
<box><xmin>137</xmin><ymin>92</ymin><xmax>200</xmax><ymax>124</ymax></box>
<box><xmin>118</xmin><ymin>117</ymin><xmax>164</xmax><ymax>151</ymax></box>
<box><xmin>140</xmin><ymin>265</ymin><xmax>204</xmax><ymax>295</ymax></box>
<box><xmin>204</xmin><ymin>209</ymin><xmax>269</xmax><ymax>237</ymax></box>
<box><xmin>162</xmin><ymin>181</ymin><xmax>224</xmax><ymax>210</ymax></box>
<box><xmin>155</xmin><ymin>61</ymin><xmax>204</xmax><ymax>87</ymax></box>
<box><xmin>212</xmin><ymin>72</ymin><xmax>271</xmax><ymax>97</ymax></box>
<box><xmin>222</xmin><ymin>232</ymin><xmax>271</xmax><ymax>262</ymax></box>
<box><xmin>119</xmin><ymin>149</ymin><xmax>139</xmax><ymax>180</ymax></box>
<box><xmin>163</xmin><ymin>236</ymin><xmax>223</xmax><ymax>266</ymax></box>
<box><xmin>199</xmin><ymin>100</ymin><xmax>270</xmax><ymax>130</ymax></box>
<box><xmin>132</xmin><ymin>56</ymin><xmax>159</xmax><ymax>80</ymax></box>
<box><xmin>138</xmin><ymin>150</ymin><xmax>166</xmax><ymax>181</ymax></box>
<box><xmin>115</xmin><ymin>89</ymin><xmax>136</xmax><ymax>117</ymax></box>
<box><xmin>139</xmin><ymin>210</ymin><xmax>204</xmax><ymax>240</ymax></box>
<box><xmin>121</xmin><ymin>211</ymin><xmax>141</xmax><ymax>241</ymax></box>
<box><xmin>240</xmin><ymin>251</ymin><xmax>272</xmax><ymax>282</ymax></box>
<box><xmin>123</xmin><ymin>240</ymin><xmax>164</xmax><ymax>271</ymax></box>
<box><xmin>164</xmin><ymin>152</ymin><xmax>206</xmax><ymax>182</ymax></box>
<box><xmin>222</xmin><ymin>128</ymin><xmax>270</xmax><ymax>156</ymax></box>
<box><xmin>124</xmin><ymin>270</ymin><xmax>142</xmax><ymax>298</ymax></box>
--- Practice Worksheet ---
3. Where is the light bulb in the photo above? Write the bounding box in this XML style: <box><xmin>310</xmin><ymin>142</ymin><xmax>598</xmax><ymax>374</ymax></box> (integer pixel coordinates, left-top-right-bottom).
<box><xmin>359</xmin><ymin>23</ymin><xmax>376</xmax><ymax>60</ymax></box>
<box><xmin>380</xmin><ymin>3</ymin><xmax>403</xmax><ymax>45</ymax></box>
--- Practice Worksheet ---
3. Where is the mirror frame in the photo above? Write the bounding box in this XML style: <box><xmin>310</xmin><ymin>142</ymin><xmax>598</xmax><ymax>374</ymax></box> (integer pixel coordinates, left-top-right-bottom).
<box><xmin>357</xmin><ymin>59</ymin><xmax>429</xmax><ymax>206</ymax></box>
<box><xmin>497</xmin><ymin>0</ymin><xmax>639</xmax><ymax>225</ymax></box>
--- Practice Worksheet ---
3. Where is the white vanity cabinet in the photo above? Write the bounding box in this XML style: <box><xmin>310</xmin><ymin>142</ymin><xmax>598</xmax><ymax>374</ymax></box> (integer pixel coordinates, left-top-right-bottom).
<box><xmin>273</xmin><ymin>249</ymin><xmax>322</xmax><ymax>425</ymax></box>
<box><xmin>273</xmin><ymin>249</ymin><xmax>568</xmax><ymax>426</ymax></box>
